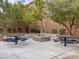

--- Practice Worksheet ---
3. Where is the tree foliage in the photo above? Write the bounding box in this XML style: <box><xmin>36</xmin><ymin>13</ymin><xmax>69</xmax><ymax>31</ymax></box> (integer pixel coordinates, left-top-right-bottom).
<box><xmin>0</xmin><ymin>0</ymin><xmax>3</xmax><ymax>7</ymax></box>
<box><xmin>22</xmin><ymin>5</ymin><xmax>33</xmax><ymax>26</ymax></box>
<box><xmin>49</xmin><ymin>0</ymin><xmax>79</xmax><ymax>35</ymax></box>
<box><xmin>0</xmin><ymin>1</ymin><xmax>26</xmax><ymax>34</ymax></box>
<box><xmin>30</xmin><ymin>0</ymin><xmax>50</xmax><ymax>36</ymax></box>
<box><xmin>31</xmin><ymin>0</ymin><xmax>43</xmax><ymax>21</ymax></box>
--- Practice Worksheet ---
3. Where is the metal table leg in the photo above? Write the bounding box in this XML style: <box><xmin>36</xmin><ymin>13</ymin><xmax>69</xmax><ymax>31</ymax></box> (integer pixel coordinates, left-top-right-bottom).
<box><xmin>64</xmin><ymin>37</ymin><xmax>67</xmax><ymax>46</ymax></box>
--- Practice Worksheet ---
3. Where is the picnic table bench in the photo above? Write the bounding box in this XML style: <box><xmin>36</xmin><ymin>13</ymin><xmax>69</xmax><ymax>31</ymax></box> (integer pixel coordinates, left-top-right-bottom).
<box><xmin>58</xmin><ymin>35</ymin><xmax>79</xmax><ymax>46</ymax></box>
<box><xmin>3</xmin><ymin>35</ymin><xmax>30</xmax><ymax>45</ymax></box>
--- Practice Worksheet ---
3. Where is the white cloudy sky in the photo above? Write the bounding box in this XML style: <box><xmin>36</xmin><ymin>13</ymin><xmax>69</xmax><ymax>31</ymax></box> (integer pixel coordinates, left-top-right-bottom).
<box><xmin>8</xmin><ymin>0</ymin><xmax>18</xmax><ymax>4</ymax></box>
<box><xmin>8</xmin><ymin>0</ymin><xmax>33</xmax><ymax>4</ymax></box>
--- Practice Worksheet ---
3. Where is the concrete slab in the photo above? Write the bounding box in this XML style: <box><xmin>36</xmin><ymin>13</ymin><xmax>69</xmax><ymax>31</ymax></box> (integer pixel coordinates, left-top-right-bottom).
<box><xmin>0</xmin><ymin>38</ymin><xmax>79</xmax><ymax>59</ymax></box>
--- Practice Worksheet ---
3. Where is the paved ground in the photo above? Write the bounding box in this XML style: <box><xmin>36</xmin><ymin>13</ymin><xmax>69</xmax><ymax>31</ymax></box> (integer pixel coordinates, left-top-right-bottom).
<box><xmin>0</xmin><ymin>38</ymin><xmax>79</xmax><ymax>59</ymax></box>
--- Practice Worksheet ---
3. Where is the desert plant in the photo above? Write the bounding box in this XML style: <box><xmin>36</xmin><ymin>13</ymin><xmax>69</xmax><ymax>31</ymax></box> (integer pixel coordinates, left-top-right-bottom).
<box><xmin>52</xmin><ymin>29</ymin><xmax>58</xmax><ymax>34</ymax></box>
<box><xmin>59</xmin><ymin>29</ymin><xmax>66</xmax><ymax>35</ymax></box>
<box><xmin>31</xmin><ymin>28</ymin><xmax>40</xmax><ymax>33</ymax></box>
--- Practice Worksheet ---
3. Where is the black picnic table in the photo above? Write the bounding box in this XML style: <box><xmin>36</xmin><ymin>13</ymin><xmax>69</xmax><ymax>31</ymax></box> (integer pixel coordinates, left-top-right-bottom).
<box><xmin>3</xmin><ymin>35</ymin><xmax>29</xmax><ymax>45</ymax></box>
<box><xmin>58</xmin><ymin>35</ymin><xmax>78</xmax><ymax>46</ymax></box>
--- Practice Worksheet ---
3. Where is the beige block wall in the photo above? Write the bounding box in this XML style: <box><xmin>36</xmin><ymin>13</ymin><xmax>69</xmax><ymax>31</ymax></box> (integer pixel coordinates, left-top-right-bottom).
<box><xmin>37</xmin><ymin>17</ymin><xmax>65</xmax><ymax>33</ymax></box>
<box><xmin>37</xmin><ymin>17</ymin><xmax>79</xmax><ymax>36</ymax></box>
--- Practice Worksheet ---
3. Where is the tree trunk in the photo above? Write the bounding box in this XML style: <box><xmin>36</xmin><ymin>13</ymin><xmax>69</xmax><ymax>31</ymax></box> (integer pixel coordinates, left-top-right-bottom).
<box><xmin>61</xmin><ymin>22</ymin><xmax>74</xmax><ymax>36</ymax></box>
<box><xmin>40</xmin><ymin>19</ymin><xmax>43</xmax><ymax>37</ymax></box>
<box><xmin>69</xmin><ymin>30</ymin><xmax>74</xmax><ymax>36</ymax></box>
<box><xmin>69</xmin><ymin>20</ymin><xmax>74</xmax><ymax>36</ymax></box>
<box><xmin>26</xmin><ymin>26</ymin><xmax>30</xmax><ymax>33</ymax></box>
<box><xmin>3</xmin><ymin>27</ymin><xmax>7</xmax><ymax>35</ymax></box>
<box><xmin>45</xmin><ymin>17</ymin><xmax>48</xmax><ymax>32</ymax></box>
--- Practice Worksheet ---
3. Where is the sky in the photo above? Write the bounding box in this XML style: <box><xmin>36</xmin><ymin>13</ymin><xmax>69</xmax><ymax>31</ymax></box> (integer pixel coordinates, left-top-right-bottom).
<box><xmin>8</xmin><ymin>0</ymin><xmax>52</xmax><ymax>4</ymax></box>
<box><xmin>0</xmin><ymin>0</ymin><xmax>33</xmax><ymax>13</ymax></box>
<box><xmin>8</xmin><ymin>0</ymin><xmax>33</xmax><ymax>4</ymax></box>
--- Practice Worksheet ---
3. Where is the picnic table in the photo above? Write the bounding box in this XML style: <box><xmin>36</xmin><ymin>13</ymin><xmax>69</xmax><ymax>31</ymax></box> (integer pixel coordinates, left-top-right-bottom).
<box><xmin>3</xmin><ymin>35</ymin><xmax>29</xmax><ymax>45</ymax></box>
<box><xmin>58</xmin><ymin>35</ymin><xmax>79</xmax><ymax>46</ymax></box>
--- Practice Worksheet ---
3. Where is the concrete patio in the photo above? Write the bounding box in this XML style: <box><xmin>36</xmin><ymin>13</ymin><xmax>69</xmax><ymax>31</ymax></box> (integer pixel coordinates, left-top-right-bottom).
<box><xmin>0</xmin><ymin>38</ymin><xmax>79</xmax><ymax>59</ymax></box>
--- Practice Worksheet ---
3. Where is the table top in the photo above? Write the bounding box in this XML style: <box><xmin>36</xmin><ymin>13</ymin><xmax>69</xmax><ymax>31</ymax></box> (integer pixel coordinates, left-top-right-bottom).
<box><xmin>58</xmin><ymin>35</ymin><xmax>78</xmax><ymax>38</ymax></box>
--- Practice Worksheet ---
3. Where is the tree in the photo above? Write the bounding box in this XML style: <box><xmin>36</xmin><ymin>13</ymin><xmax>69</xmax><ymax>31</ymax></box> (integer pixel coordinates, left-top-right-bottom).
<box><xmin>10</xmin><ymin>3</ymin><xmax>25</xmax><ymax>27</ymax></box>
<box><xmin>22</xmin><ymin>4</ymin><xmax>34</xmax><ymax>32</ymax></box>
<box><xmin>0</xmin><ymin>0</ymin><xmax>3</xmax><ymax>7</ymax></box>
<box><xmin>49</xmin><ymin>0</ymin><xmax>79</xmax><ymax>36</ymax></box>
<box><xmin>0</xmin><ymin>0</ymin><xmax>11</xmax><ymax>34</ymax></box>
<box><xmin>32</xmin><ymin>0</ymin><xmax>43</xmax><ymax>36</ymax></box>
<box><xmin>0</xmin><ymin>1</ymin><xmax>25</xmax><ymax>34</ymax></box>
<box><xmin>31</xmin><ymin>0</ymin><xmax>49</xmax><ymax>36</ymax></box>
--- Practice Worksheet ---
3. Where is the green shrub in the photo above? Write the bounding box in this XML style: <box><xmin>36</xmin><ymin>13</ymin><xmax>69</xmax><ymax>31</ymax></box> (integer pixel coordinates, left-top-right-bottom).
<box><xmin>52</xmin><ymin>29</ymin><xmax>58</xmax><ymax>34</ymax></box>
<box><xmin>7</xmin><ymin>28</ymin><xmax>12</xmax><ymax>33</ymax></box>
<box><xmin>31</xmin><ymin>28</ymin><xmax>40</xmax><ymax>33</ymax></box>
<box><xmin>59</xmin><ymin>29</ymin><xmax>66</xmax><ymax>35</ymax></box>
<box><xmin>18</xmin><ymin>28</ymin><xmax>22</xmax><ymax>32</ymax></box>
